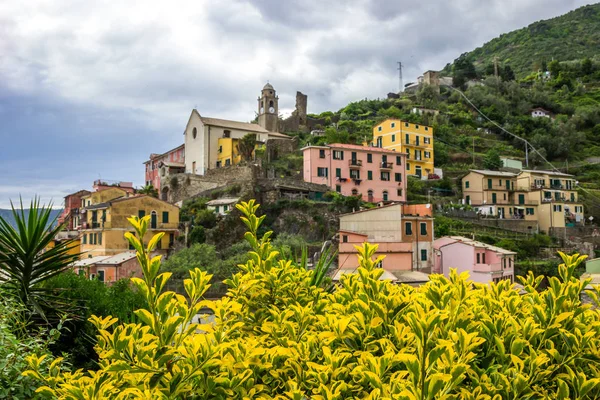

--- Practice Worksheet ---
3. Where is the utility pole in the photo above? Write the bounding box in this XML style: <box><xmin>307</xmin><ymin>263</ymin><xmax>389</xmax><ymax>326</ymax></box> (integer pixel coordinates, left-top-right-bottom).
<box><xmin>397</xmin><ymin>61</ymin><xmax>403</xmax><ymax>93</ymax></box>
<box><xmin>525</xmin><ymin>143</ymin><xmax>529</xmax><ymax>168</ymax></box>
<box><xmin>473</xmin><ymin>137</ymin><xmax>475</xmax><ymax>165</ymax></box>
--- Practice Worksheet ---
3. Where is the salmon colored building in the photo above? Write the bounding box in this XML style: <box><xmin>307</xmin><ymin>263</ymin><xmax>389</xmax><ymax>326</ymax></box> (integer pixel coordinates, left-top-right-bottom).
<box><xmin>57</xmin><ymin>190</ymin><xmax>90</xmax><ymax>231</ymax></box>
<box><xmin>337</xmin><ymin>203</ymin><xmax>434</xmax><ymax>273</ymax></box>
<box><xmin>71</xmin><ymin>252</ymin><xmax>147</xmax><ymax>284</ymax></box>
<box><xmin>302</xmin><ymin>143</ymin><xmax>407</xmax><ymax>202</ymax></box>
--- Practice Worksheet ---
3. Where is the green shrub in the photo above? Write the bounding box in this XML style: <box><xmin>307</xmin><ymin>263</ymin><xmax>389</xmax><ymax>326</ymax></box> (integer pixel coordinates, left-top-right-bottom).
<box><xmin>27</xmin><ymin>202</ymin><xmax>600</xmax><ymax>399</ymax></box>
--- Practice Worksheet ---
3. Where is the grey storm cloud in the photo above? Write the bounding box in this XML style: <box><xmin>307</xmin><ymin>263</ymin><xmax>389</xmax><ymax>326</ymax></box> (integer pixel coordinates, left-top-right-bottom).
<box><xmin>0</xmin><ymin>0</ymin><xmax>594</xmax><ymax>207</ymax></box>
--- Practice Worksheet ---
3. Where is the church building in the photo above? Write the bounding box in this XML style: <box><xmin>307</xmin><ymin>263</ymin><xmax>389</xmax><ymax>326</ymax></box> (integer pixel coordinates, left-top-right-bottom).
<box><xmin>182</xmin><ymin>83</ymin><xmax>290</xmax><ymax>175</ymax></box>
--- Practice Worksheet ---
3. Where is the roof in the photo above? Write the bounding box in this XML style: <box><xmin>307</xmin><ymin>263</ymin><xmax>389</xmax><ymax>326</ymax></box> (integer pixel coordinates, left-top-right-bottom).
<box><xmin>263</xmin><ymin>82</ymin><xmax>274</xmax><ymax>90</ymax></box>
<box><xmin>95</xmin><ymin>252</ymin><xmax>137</xmax><ymax>265</ymax></box>
<box><xmin>531</xmin><ymin>107</ymin><xmax>551</xmax><ymax>113</ymax></box>
<box><xmin>72</xmin><ymin>256</ymin><xmax>110</xmax><ymax>267</ymax></box>
<box><xmin>160</xmin><ymin>161</ymin><xmax>185</xmax><ymax>168</ymax></box>
<box><xmin>333</xmin><ymin>268</ymin><xmax>398</xmax><ymax>282</ymax></box>
<box><xmin>390</xmin><ymin>270</ymin><xmax>431</xmax><ymax>284</ymax></box>
<box><xmin>373</xmin><ymin>118</ymin><xmax>433</xmax><ymax>130</ymax></box>
<box><xmin>302</xmin><ymin>143</ymin><xmax>407</xmax><ymax>155</ymax></box>
<box><xmin>434</xmin><ymin>236</ymin><xmax>516</xmax><ymax>255</ymax></box>
<box><xmin>200</xmin><ymin>116</ymin><xmax>270</xmax><ymax>133</ymax></box>
<box><xmin>144</xmin><ymin>144</ymin><xmax>185</xmax><ymax>164</ymax></box>
<box><xmin>469</xmin><ymin>170</ymin><xmax>517</xmax><ymax>177</ymax></box>
<box><xmin>84</xmin><ymin>201</ymin><xmax>112</xmax><ymax>210</ymax></box>
<box><xmin>521</xmin><ymin>169</ymin><xmax>573</xmax><ymax>177</ymax></box>
<box><xmin>65</xmin><ymin>189</ymin><xmax>91</xmax><ymax>198</ymax></box>
<box><xmin>207</xmin><ymin>197</ymin><xmax>240</xmax><ymax>206</ymax></box>
<box><xmin>339</xmin><ymin>202</ymin><xmax>402</xmax><ymax>217</ymax></box>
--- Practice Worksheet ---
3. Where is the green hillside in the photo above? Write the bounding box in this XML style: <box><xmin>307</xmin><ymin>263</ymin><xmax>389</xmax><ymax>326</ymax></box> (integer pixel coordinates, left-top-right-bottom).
<box><xmin>442</xmin><ymin>4</ymin><xmax>600</xmax><ymax>78</ymax></box>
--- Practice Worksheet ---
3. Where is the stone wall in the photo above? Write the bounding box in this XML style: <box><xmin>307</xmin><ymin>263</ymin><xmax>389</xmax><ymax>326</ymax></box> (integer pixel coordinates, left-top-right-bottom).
<box><xmin>164</xmin><ymin>165</ymin><xmax>259</xmax><ymax>204</ymax></box>
<box><xmin>473</xmin><ymin>218</ymin><xmax>540</xmax><ymax>234</ymax></box>
<box><xmin>265</xmin><ymin>137</ymin><xmax>298</xmax><ymax>163</ymax></box>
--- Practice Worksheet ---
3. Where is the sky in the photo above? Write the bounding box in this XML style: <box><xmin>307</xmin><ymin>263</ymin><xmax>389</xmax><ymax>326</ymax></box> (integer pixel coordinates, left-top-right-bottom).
<box><xmin>0</xmin><ymin>0</ymin><xmax>594</xmax><ymax>208</ymax></box>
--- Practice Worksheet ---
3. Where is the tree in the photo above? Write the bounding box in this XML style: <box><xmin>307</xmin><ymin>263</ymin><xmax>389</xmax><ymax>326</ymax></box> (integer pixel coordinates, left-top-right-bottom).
<box><xmin>581</xmin><ymin>57</ymin><xmax>593</xmax><ymax>76</ymax></box>
<box><xmin>483</xmin><ymin>148</ymin><xmax>503</xmax><ymax>170</ymax></box>
<box><xmin>137</xmin><ymin>184</ymin><xmax>158</xmax><ymax>198</ymax></box>
<box><xmin>238</xmin><ymin>133</ymin><xmax>257</xmax><ymax>162</ymax></box>
<box><xmin>160</xmin><ymin>243</ymin><xmax>223</xmax><ymax>279</ymax></box>
<box><xmin>502</xmin><ymin>65</ymin><xmax>515</xmax><ymax>81</ymax></box>
<box><xmin>548</xmin><ymin>59</ymin><xmax>561</xmax><ymax>78</ymax></box>
<box><xmin>0</xmin><ymin>199</ymin><xmax>80</xmax><ymax>320</ymax></box>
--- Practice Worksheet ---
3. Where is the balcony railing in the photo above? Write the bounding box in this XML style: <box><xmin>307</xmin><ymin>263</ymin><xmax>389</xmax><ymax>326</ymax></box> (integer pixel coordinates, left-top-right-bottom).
<box><xmin>380</xmin><ymin>161</ymin><xmax>393</xmax><ymax>169</ymax></box>
<box><xmin>348</xmin><ymin>159</ymin><xmax>362</xmax><ymax>167</ymax></box>
<box><xmin>353</xmin><ymin>179</ymin><xmax>362</xmax><ymax>185</ymax></box>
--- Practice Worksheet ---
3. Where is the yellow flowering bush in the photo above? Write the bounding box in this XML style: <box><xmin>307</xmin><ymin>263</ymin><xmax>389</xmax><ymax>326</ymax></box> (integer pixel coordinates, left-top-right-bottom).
<box><xmin>26</xmin><ymin>200</ymin><xmax>600</xmax><ymax>399</ymax></box>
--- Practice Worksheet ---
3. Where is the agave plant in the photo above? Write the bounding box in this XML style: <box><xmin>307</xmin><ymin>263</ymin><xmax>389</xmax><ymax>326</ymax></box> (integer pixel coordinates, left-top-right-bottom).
<box><xmin>0</xmin><ymin>198</ymin><xmax>80</xmax><ymax>321</ymax></box>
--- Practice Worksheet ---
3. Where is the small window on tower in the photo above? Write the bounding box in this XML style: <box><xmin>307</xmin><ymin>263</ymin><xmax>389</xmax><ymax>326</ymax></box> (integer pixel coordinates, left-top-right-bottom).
<box><xmin>223</xmin><ymin>130</ymin><xmax>231</xmax><ymax>138</ymax></box>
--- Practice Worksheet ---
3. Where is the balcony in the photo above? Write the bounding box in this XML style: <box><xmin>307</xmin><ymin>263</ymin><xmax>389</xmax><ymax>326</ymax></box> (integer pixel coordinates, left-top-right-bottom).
<box><xmin>380</xmin><ymin>161</ymin><xmax>393</xmax><ymax>170</ymax></box>
<box><xmin>348</xmin><ymin>159</ymin><xmax>363</xmax><ymax>168</ymax></box>
<box><xmin>353</xmin><ymin>179</ymin><xmax>362</xmax><ymax>185</ymax></box>
<box><xmin>473</xmin><ymin>262</ymin><xmax>502</xmax><ymax>273</ymax></box>
<box><xmin>336</xmin><ymin>177</ymin><xmax>348</xmax><ymax>182</ymax></box>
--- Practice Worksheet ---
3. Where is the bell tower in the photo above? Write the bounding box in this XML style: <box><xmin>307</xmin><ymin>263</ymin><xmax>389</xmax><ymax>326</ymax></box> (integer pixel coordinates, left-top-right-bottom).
<box><xmin>257</xmin><ymin>82</ymin><xmax>279</xmax><ymax>132</ymax></box>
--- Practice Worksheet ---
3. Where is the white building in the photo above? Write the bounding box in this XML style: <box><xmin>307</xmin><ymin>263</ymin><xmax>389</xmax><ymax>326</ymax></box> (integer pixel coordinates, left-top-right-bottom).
<box><xmin>531</xmin><ymin>107</ymin><xmax>552</xmax><ymax>119</ymax></box>
<box><xmin>207</xmin><ymin>198</ymin><xmax>240</xmax><ymax>215</ymax></box>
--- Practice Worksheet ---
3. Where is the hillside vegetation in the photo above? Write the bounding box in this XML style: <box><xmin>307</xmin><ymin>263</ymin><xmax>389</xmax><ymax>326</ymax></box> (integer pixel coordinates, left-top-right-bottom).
<box><xmin>443</xmin><ymin>4</ymin><xmax>600</xmax><ymax>78</ymax></box>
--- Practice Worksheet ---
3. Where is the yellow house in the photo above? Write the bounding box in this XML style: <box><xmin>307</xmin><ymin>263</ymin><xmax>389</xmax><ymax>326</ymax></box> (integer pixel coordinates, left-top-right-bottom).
<box><xmin>462</xmin><ymin>170</ymin><xmax>518</xmax><ymax>219</ymax></box>
<box><xmin>372</xmin><ymin>119</ymin><xmax>434</xmax><ymax>179</ymax></box>
<box><xmin>80</xmin><ymin>194</ymin><xmax>180</xmax><ymax>258</ymax></box>
<box><xmin>515</xmin><ymin>170</ymin><xmax>584</xmax><ymax>232</ymax></box>
<box><xmin>462</xmin><ymin>169</ymin><xmax>584</xmax><ymax>233</ymax></box>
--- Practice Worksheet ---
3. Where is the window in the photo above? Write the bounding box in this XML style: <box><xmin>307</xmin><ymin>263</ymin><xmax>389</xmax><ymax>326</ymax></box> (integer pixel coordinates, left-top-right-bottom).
<box><xmin>405</xmin><ymin>122</ymin><xmax>409</xmax><ymax>127</ymax></box>
<box><xmin>503</xmin><ymin>193</ymin><xmax>507</xmax><ymax>200</ymax></box>
<box><xmin>420</xmin><ymin>222</ymin><xmax>427</xmax><ymax>235</ymax></box>
<box><xmin>405</xmin><ymin>134</ymin><xmax>410</xmax><ymax>144</ymax></box>
<box><xmin>383</xmin><ymin>191</ymin><xmax>388</xmax><ymax>201</ymax></box>
<box><xmin>215</xmin><ymin>206</ymin><xmax>220</xmax><ymax>213</ymax></box>
<box><xmin>414</xmin><ymin>150</ymin><xmax>421</xmax><ymax>160</ymax></box>
<box><xmin>367</xmin><ymin>153</ymin><xmax>373</xmax><ymax>163</ymax></box>
<box><xmin>382</xmin><ymin>154</ymin><xmax>387</xmax><ymax>163</ymax></box>
<box><xmin>350</xmin><ymin>170</ymin><xmax>360</xmax><ymax>179</ymax></box>
<box><xmin>405</xmin><ymin>222</ymin><xmax>412</xmax><ymax>235</ymax></box>
<box><xmin>333</xmin><ymin>150</ymin><xmax>344</xmax><ymax>160</ymax></box>
<box><xmin>424</xmin><ymin>151</ymin><xmax>431</xmax><ymax>159</ymax></box>
<box><xmin>395</xmin><ymin>173</ymin><xmax>402</xmax><ymax>182</ymax></box>
<box><xmin>406</xmin><ymin>163</ymin><xmax>411</xmax><ymax>171</ymax></box>
<box><xmin>406</xmin><ymin>151</ymin><xmax>410</xmax><ymax>160</ymax></box>
<box><xmin>421</xmin><ymin>249</ymin><xmax>427</xmax><ymax>261</ymax></box>
<box><xmin>319</xmin><ymin>149</ymin><xmax>326</xmax><ymax>158</ymax></box>
<box><xmin>482</xmin><ymin>253</ymin><xmax>486</xmax><ymax>264</ymax></box>
<box><xmin>97</xmin><ymin>270</ymin><xmax>105</xmax><ymax>283</ymax></box>
<box><xmin>397</xmin><ymin>189</ymin><xmax>403</xmax><ymax>196</ymax></box>
<box><xmin>223</xmin><ymin>129</ymin><xmax>231</xmax><ymax>138</ymax></box>
<box><xmin>416</xmin><ymin>136</ymin><xmax>420</xmax><ymax>146</ymax></box>
<box><xmin>224</xmin><ymin>205</ymin><xmax>228</xmax><ymax>212</ymax></box>
<box><xmin>424</xmin><ymin>137</ymin><xmax>430</xmax><ymax>144</ymax></box>
<box><xmin>425</xmin><ymin>126</ymin><xmax>429</xmax><ymax>131</ymax></box>
<box><xmin>487</xmin><ymin>179</ymin><xmax>492</xmax><ymax>189</ymax></box>
<box><xmin>492</xmin><ymin>193</ymin><xmax>497</xmax><ymax>204</ymax></box>
<box><xmin>98</xmin><ymin>233</ymin><xmax>102</xmax><ymax>245</ymax></box>
<box><xmin>351</xmin><ymin>189</ymin><xmax>358</xmax><ymax>196</ymax></box>
<box><xmin>218</xmin><ymin>145</ymin><xmax>223</xmax><ymax>154</ymax></box>
<box><xmin>554</xmin><ymin>205</ymin><xmax>562</xmax><ymax>212</ymax></box>
<box><xmin>225</xmin><ymin>159</ymin><xmax>231</xmax><ymax>166</ymax></box>
<box><xmin>336</xmin><ymin>168</ymin><xmax>342</xmax><ymax>178</ymax></box>
<box><xmin>396</xmin><ymin>156</ymin><xmax>401</xmax><ymax>165</ymax></box>
<box><xmin>378</xmin><ymin>126</ymin><xmax>382</xmax><ymax>132</ymax></box>
<box><xmin>526</xmin><ymin>208</ymin><xmax>535</xmax><ymax>215</ymax></box>
<box><xmin>151</xmin><ymin>211</ymin><xmax>157</xmax><ymax>229</ymax></box>
<box><xmin>477</xmin><ymin>253</ymin><xmax>481</xmax><ymax>263</ymax></box>
<box><xmin>381</xmin><ymin>171</ymin><xmax>390</xmax><ymax>181</ymax></box>
<box><xmin>391</xmin><ymin>122</ymin><xmax>396</xmax><ymax>128</ymax></box>
<box><xmin>465</xmin><ymin>181</ymin><xmax>470</xmax><ymax>189</ymax></box>
<box><xmin>367</xmin><ymin>190</ymin><xmax>374</xmax><ymax>201</ymax></box>
<box><xmin>342</xmin><ymin>235</ymin><xmax>348</xmax><ymax>243</ymax></box>
<box><xmin>415</xmin><ymin>125</ymin><xmax>419</xmax><ymax>129</ymax></box>
<box><xmin>192</xmin><ymin>127</ymin><xmax>197</xmax><ymax>139</ymax></box>
<box><xmin>466</xmin><ymin>195</ymin><xmax>470</xmax><ymax>204</ymax></box>
<box><xmin>368</xmin><ymin>171</ymin><xmax>373</xmax><ymax>180</ymax></box>
<box><xmin>169</xmin><ymin>233</ymin><xmax>175</xmax><ymax>246</ymax></box>
<box><xmin>162</xmin><ymin>211</ymin><xmax>169</xmax><ymax>223</ymax></box>
<box><xmin>336</xmin><ymin>185</ymin><xmax>341</xmax><ymax>192</ymax></box>
<box><xmin>83</xmin><ymin>234</ymin><xmax>87</xmax><ymax>245</ymax></box>
<box><xmin>392</xmin><ymin>134</ymin><xmax>396</xmax><ymax>142</ymax></box>
<box><xmin>317</xmin><ymin>167</ymin><xmax>328</xmax><ymax>177</ymax></box>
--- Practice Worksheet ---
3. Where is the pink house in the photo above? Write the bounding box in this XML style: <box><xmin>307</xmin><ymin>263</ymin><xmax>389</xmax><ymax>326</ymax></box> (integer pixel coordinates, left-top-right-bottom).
<box><xmin>433</xmin><ymin>236</ymin><xmax>515</xmax><ymax>284</ymax></box>
<box><xmin>144</xmin><ymin>144</ymin><xmax>185</xmax><ymax>195</ymax></box>
<box><xmin>302</xmin><ymin>143</ymin><xmax>407</xmax><ymax>203</ymax></box>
